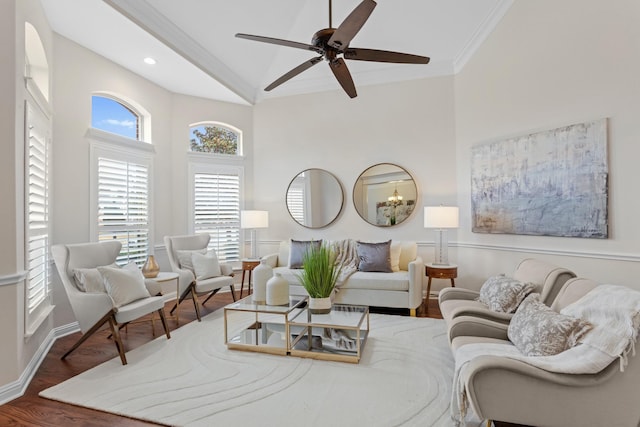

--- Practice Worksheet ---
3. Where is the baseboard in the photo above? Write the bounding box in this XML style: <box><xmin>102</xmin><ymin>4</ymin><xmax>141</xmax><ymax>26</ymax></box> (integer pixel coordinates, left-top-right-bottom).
<box><xmin>0</xmin><ymin>322</ymin><xmax>79</xmax><ymax>405</ymax></box>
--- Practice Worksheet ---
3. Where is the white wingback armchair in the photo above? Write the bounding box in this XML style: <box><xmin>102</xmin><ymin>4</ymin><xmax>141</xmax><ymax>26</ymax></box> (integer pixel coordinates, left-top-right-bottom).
<box><xmin>164</xmin><ymin>234</ymin><xmax>236</xmax><ymax>322</ymax></box>
<box><xmin>51</xmin><ymin>241</ymin><xmax>170</xmax><ymax>365</ymax></box>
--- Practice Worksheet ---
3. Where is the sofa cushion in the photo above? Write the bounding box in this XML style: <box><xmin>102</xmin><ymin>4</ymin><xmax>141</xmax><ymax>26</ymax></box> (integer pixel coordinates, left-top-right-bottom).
<box><xmin>508</xmin><ymin>294</ymin><xmax>592</xmax><ymax>357</ymax></box>
<box><xmin>478</xmin><ymin>275</ymin><xmax>536</xmax><ymax>313</ymax></box>
<box><xmin>341</xmin><ymin>271</ymin><xmax>409</xmax><ymax>291</ymax></box>
<box><xmin>288</xmin><ymin>239</ymin><xmax>322</xmax><ymax>269</ymax></box>
<box><xmin>357</xmin><ymin>240</ymin><xmax>392</xmax><ymax>272</ymax></box>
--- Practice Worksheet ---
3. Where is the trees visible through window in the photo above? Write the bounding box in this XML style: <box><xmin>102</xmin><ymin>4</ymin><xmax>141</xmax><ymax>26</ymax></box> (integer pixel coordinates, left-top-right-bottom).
<box><xmin>190</xmin><ymin>123</ymin><xmax>240</xmax><ymax>155</ymax></box>
<box><xmin>92</xmin><ymin>95</ymin><xmax>140</xmax><ymax>140</ymax></box>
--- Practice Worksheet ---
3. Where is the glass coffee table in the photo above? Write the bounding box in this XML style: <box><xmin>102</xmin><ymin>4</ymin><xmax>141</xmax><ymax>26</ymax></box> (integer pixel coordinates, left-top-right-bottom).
<box><xmin>224</xmin><ymin>295</ymin><xmax>307</xmax><ymax>356</ymax></box>
<box><xmin>288</xmin><ymin>303</ymin><xmax>369</xmax><ymax>363</ymax></box>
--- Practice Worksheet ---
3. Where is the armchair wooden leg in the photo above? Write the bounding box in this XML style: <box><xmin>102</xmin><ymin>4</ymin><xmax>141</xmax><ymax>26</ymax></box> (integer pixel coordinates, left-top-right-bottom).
<box><xmin>229</xmin><ymin>285</ymin><xmax>237</xmax><ymax>302</ymax></box>
<box><xmin>107</xmin><ymin>315</ymin><xmax>127</xmax><ymax>365</ymax></box>
<box><xmin>191</xmin><ymin>286</ymin><xmax>202</xmax><ymax>322</ymax></box>
<box><xmin>61</xmin><ymin>310</ymin><xmax>114</xmax><ymax>361</ymax></box>
<box><xmin>202</xmin><ymin>288</ymin><xmax>220</xmax><ymax>306</ymax></box>
<box><xmin>486</xmin><ymin>420</ymin><xmax>492</xmax><ymax>427</ymax></box>
<box><xmin>157</xmin><ymin>308</ymin><xmax>171</xmax><ymax>339</ymax></box>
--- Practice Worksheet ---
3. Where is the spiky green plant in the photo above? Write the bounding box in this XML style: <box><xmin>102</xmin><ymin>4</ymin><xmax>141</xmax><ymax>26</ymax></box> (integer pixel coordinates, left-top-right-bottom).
<box><xmin>296</xmin><ymin>244</ymin><xmax>342</xmax><ymax>298</ymax></box>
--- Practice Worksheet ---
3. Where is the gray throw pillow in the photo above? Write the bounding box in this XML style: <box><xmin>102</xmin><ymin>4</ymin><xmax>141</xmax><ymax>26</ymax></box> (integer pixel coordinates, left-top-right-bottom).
<box><xmin>357</xmin><ymin>240</ymin><xmax>392</xmax><ymax>273</ymax></box>
<box><xmin>477</xmin><ymin>274</ymin><xmax>536</xmax><ymax>313</ymax></box>
<box><xmin>288</xmin><ymin>239</ymin><xmax>322</xmax><ymax>269</ymax></box>
<box><xmin>508</xmin><ymin>294</ymin><xmax>592</xmax><ymax>357</ymax></box>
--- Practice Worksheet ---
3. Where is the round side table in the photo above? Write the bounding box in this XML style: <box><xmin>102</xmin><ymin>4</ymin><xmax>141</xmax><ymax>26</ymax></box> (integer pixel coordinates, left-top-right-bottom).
<box><xmin>240</xmin><ymin>259</ymin><xmax>260</xmax><ymax>298</ymax></box>
<box><xmin>425</xmin><ymin>263</ymin><xmax>457</xmax><ymax>309</ymax></box>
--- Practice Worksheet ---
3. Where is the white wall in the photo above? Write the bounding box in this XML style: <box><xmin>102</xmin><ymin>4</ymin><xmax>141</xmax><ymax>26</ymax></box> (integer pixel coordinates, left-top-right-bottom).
<box><xmin>253</xmin><ymin>77</ymin><xmax>457</xmax><ymax>266</ymax></box>
<box><xmin>454</xmin><ymin>0</ymin><xmax>640</xmax><ymax>289</ymax></box>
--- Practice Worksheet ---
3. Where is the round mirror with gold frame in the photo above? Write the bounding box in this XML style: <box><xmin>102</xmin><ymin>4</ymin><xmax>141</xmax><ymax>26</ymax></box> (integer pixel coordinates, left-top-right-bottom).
<box><xmin>352</xmin><ymin>163</ymin><xmax>418</xmax><ymax>227</ymax></box>
<box><xmin>286</xmin><ymin>168</ymin><xmax>344</xmax><ymax>228</ymax></box>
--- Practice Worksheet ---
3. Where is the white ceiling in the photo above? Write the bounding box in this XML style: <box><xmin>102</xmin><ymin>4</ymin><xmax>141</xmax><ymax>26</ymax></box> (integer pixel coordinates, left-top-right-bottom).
<box><xmin>39</xmin><ymin>0</ymin><xmax>513</xmax><ymax>105</ymax></box>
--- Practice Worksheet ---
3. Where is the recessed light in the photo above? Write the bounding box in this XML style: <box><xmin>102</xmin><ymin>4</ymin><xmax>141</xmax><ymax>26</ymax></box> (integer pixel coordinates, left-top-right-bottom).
<box><xmin>143</xmin><ymin>57</ymin><xmax>156</xmax><ymax>65</ymax></box>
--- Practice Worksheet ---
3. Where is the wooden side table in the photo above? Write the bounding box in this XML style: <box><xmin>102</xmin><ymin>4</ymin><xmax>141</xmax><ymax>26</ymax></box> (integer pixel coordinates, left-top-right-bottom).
<box><xmin>425</xmin><ymin>263</ymin><xmax>457</xmax><ymax>306</ymax></box>
<box><xmin>240</xmin><ymin>259</ymin><xmax>260</xmax><ymax>298</ymax></box>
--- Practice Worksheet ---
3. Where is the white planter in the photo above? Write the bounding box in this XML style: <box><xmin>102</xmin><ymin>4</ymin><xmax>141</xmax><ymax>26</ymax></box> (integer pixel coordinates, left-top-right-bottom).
<box><xmin>308</xmin><ymin>296</ymin><xmax>332</xmax><ymax>314</ymax></box>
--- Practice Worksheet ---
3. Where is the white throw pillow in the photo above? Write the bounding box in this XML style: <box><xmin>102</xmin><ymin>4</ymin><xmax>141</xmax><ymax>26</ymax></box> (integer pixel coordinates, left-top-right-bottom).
<box><xmin>98</xmin><ymin>265</ymin><xmax>150</xmax><ymax>308</ymax></box>
<box><xmin>191</xmin><ymin>251</ymin><xmax>222</xmax><ymax>280</ymax></box>
<box><xmin>176</xmin><ymin>249</ymin><xmax>207</xmax><ymax>272</ymax></box>
<box><xmin>73</xmin><ymin>262</ymin><xmax>118</xmax><ymax>293</ymax></box>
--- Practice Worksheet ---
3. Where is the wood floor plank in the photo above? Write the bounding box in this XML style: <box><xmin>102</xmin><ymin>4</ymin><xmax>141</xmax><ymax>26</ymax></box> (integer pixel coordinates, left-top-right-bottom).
<box><xmin>0</xmin><ymin>293</ymin><xmax>524</xmax><ymax>427</ymax></box>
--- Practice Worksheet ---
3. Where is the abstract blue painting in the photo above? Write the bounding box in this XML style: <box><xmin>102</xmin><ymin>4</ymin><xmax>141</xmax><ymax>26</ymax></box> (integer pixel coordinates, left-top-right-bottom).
<box><xmin>471</xmin><ymin>119</ymin><xmax>608</xmax><ymax>238</ymax></box>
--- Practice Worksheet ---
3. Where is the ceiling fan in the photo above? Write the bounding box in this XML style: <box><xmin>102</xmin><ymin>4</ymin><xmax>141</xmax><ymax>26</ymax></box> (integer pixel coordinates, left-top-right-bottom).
<box><xmin>236</xmin><ymin>0</ymin><xmax>430</xmax><ymax>98</ymax></box>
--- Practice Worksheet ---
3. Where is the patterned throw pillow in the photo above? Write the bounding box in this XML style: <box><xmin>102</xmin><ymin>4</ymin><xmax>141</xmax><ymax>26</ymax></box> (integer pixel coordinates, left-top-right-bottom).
<box><xmin>508</xmin><ymin>294</ymin><xmax>592</xmax><ymax>357</ymax></box>
<box><xmin>477</xmin><ymin>274</ymin><xmax>536</xmax><ymax>313</ymax></box>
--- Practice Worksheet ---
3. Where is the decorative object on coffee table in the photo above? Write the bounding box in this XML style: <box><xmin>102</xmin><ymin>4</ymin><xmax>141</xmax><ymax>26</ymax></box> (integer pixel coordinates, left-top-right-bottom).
<box><xmin>297</xmin><ymin>243</ymin><xmax>342</xmax><ymax>314</ymax></box>
<box><xmin>267</xmin><ymin>272</ymin><xmax>289</xmax><ymax>306</ymax></box>
<box><xmin>252</xmin><ymin>258</ymin><xmax>272</xmax><ymax>304</ymax></box>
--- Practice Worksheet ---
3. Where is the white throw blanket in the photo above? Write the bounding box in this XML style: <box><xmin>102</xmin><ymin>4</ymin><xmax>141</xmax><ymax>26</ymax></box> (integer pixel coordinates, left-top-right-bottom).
<box><xmin>330</xmin><ymin>238</ymin><xmax>359</xmax><ymax>288</ymax></box>
<box><xmin>451</xmin><ymin>284</ymin><xmax>640</xmax><ymax>426</ymax></box>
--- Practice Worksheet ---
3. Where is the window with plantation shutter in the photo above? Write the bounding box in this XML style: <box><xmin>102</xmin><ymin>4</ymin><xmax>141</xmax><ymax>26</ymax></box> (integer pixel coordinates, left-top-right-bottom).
<box><xmin>25</xmin><ymin>100</ymin><xmax>52</xmax><ymax>326</ymax></box>
<box><xmin>286</xmin><ymin>173</ymin><xmax>307</xmax><ymax>224</ymax></box>
<box><xmin>97</xmin><ymin>157</ymin><xmax>150</xmax><ymax>266</ymax></box>
<box><xmin>193</xmin><ymin>171</ymin><xmax>241</xmax><ymax>262</ymax></box>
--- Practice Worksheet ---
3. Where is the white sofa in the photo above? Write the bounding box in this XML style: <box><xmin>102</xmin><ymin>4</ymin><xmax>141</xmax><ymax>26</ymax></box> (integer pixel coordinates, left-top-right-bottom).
<box><xmin>263</xmin><ymin>240</ymin><xmax>424</xmax><ymax>316</ymax></box>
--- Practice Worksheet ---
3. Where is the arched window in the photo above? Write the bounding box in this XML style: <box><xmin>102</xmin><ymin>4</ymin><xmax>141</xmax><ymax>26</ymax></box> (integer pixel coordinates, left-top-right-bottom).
<box><xmin>89</xmin><ymin>93</ymin><xmax>153</xmax><ymax>266</ymax></box>
<box><xmin>92</xmin><ymin>95</ymin><xmax>141</xmax><ymax>140</ymax></box>
<box><xmin>189</xmin><ymin>122</ymin><xmax>241</xmax><ymax>155</ymax></box>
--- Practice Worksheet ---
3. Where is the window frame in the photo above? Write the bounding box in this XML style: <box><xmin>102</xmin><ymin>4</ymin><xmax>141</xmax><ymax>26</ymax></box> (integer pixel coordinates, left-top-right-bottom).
<box><xmin>187</xmin><ymin>152</ymin><xmax>245</xmax><ymax>263</ymax></box>
<box><xmin>24</xmin><ymin>94</ymin><xmax>54</xmax><ymax>337</ymax></box>
<box><xmin>88</xmin><ymin>129</ymin><xmax>155</xmax><ymax>263</ymax></box>
<box><xmin>189</xmin><ymin>121</ymin><xmax>243</xmax><ymax>157</ymax></box>
<box><xmin>91</xmin><ymin>92</ymin><xmax>151</xmax><ymax>143</ymax></box>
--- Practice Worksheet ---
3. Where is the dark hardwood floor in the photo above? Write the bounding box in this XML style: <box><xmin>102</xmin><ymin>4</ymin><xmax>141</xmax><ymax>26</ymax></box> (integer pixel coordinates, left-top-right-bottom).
<box><xmin>0</xmin><ymin>293</ymin><xmax>523</xmax><ymax>427</ymax></box>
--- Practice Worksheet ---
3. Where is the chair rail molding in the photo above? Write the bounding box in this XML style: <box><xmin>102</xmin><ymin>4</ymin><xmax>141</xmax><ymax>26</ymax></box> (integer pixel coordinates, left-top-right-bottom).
<box><xmin>0</xmin><ymin>271</ymin><xmax>27</xmax><ymax>287</ymax></box>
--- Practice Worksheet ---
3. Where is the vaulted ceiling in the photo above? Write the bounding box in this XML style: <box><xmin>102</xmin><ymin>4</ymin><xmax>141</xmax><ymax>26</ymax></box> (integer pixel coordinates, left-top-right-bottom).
<box><xmin>40</xmin><ymin>0</ymin><xmax>513</xmax><ymax>105</ymax></box>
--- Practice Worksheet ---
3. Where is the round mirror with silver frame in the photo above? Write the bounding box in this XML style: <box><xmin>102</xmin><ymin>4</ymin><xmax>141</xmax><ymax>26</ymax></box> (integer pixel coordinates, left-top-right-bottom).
<box><xmin>286</xmin><ymin>168</ymin><xmax>344</xmax><ymax>228</ymax></box>
<box><xmin>353</xmin><ymin>163</ymin><xmax>418</xmax><ymax>227</ymax></box>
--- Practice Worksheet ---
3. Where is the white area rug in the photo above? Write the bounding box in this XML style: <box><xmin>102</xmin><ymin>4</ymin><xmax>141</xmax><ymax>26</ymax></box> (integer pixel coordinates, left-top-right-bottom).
<box><xmin>41</xmin><ymin>312</ymin><xmax>456</xmax><ymax>426</ymax></box>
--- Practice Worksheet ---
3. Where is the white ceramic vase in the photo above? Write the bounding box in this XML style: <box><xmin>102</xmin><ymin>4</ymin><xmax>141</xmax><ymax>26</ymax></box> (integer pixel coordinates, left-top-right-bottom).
<box><xmin>308</xmin><ymin>296</ymin><xmax>332</xmax><ymax>314</ymax></box>
<box><xmin>252</xmin><ymin>258</ymin><xmax>272</xmax><ymax>303</ymax></box>
<box><xmin>266</xmin><ymin>273</ymin><xmax>289</xmax><ymax>306</ymax></box>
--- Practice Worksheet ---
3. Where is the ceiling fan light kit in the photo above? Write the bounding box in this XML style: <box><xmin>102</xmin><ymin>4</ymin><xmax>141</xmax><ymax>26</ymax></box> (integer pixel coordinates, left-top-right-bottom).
<box><xmin>236</xmin><ymin>0</ymin><xmax>430</xmax><ymax>98</ymax></box>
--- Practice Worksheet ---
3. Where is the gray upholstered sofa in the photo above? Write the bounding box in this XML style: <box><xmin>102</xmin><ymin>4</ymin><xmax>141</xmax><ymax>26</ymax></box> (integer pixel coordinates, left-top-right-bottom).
<box><xmin>262</xmin><ymin>240</ymin><xmax>424</xmax><ymax>315</ymax></box>
<box><xmin>449</xmin><ymin>278</ymin><xmax>640</xmax><ymax>427</ymax></box>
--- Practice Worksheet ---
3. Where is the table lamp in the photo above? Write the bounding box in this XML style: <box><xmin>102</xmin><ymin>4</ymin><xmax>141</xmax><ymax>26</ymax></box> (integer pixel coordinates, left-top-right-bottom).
<box><xmin>424</xmin><ymin>206</ymin><xmax>459</xmax><ymax>265</ymax></box>
<box><xmin>240</xmin><ymin>210</ymin><xmax>269</xmax><ymax>259</ymax></box>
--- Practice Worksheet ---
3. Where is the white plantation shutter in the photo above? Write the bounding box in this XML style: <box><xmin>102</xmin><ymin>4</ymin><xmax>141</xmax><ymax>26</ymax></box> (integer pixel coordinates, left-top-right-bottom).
<box><xmin>26</xmin><ymin>101</ymin><xmax>50</xmax><ymax>315</ymax></box>
<box><xmin>98</xmin><ymin>157</ymin><xmax>149</xmax><ymax>265</ymax></box>
<box><xmin>286</xmin><ymin>181</ymin><xmax>305</xmax><ymax>224</ymax></box>
<box><xmin>193</xmin><ymin>171</ymin><xmax>241</xmax><ymax>262</ymax></box>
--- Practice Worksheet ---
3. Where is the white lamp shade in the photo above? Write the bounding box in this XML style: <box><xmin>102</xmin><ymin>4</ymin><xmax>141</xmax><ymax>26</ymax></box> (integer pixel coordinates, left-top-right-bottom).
<box><xmin>424</xmin><ymin>206</ymin><xmax>459</xmax><ymax>229</ymax></box>
<box><xmin>240</xmin><ymin>210</ymin><xmax>269</xmax><ymax>229</ymax></box>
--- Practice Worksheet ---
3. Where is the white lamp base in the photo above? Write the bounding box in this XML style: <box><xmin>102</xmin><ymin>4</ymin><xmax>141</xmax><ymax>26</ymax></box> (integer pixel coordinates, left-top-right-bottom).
<box><xmin>433</xmin><ymin>229</ymin><xmax>450</xmax><ymax>265</ymax></box>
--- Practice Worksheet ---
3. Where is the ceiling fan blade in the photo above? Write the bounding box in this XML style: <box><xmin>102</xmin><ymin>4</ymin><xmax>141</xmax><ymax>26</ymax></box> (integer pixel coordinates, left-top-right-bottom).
<box><xmin>344</xmin><ymin>48</ymin><xmax>430</xmax><ymax>64</ymax></box>
<box><xmin>329</xmin><ymin>58</ymin><xmax>357</xmax><ymax>98</ymax></box>
<box><xmin>265</xmin><ymin>56</ymin><xmax>324</xmax><ymax>92</ymax></box>
<box><xmin>236</xmin><ymin>33</ymin><xmax>323</xmax><ymax>54</ymax></box>
<box><xmin>328</xmin><ymin>0</ymin><xmax>377</xmax><ymax>51</ymax></box>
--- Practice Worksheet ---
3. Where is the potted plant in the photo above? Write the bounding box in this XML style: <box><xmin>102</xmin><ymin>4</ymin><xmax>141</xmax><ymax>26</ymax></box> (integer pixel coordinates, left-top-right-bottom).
<box><xmin>297</xmin><ymin>243</ymin><xmax>342</xmax><ymax>314</ymax></box>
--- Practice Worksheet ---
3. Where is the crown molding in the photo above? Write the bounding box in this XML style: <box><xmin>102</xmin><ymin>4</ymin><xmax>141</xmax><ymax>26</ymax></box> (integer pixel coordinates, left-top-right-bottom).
<box><xmin>453</xmin><ymin>0</ymin><xmax>515</xmax><ymax>74</ymax></box>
